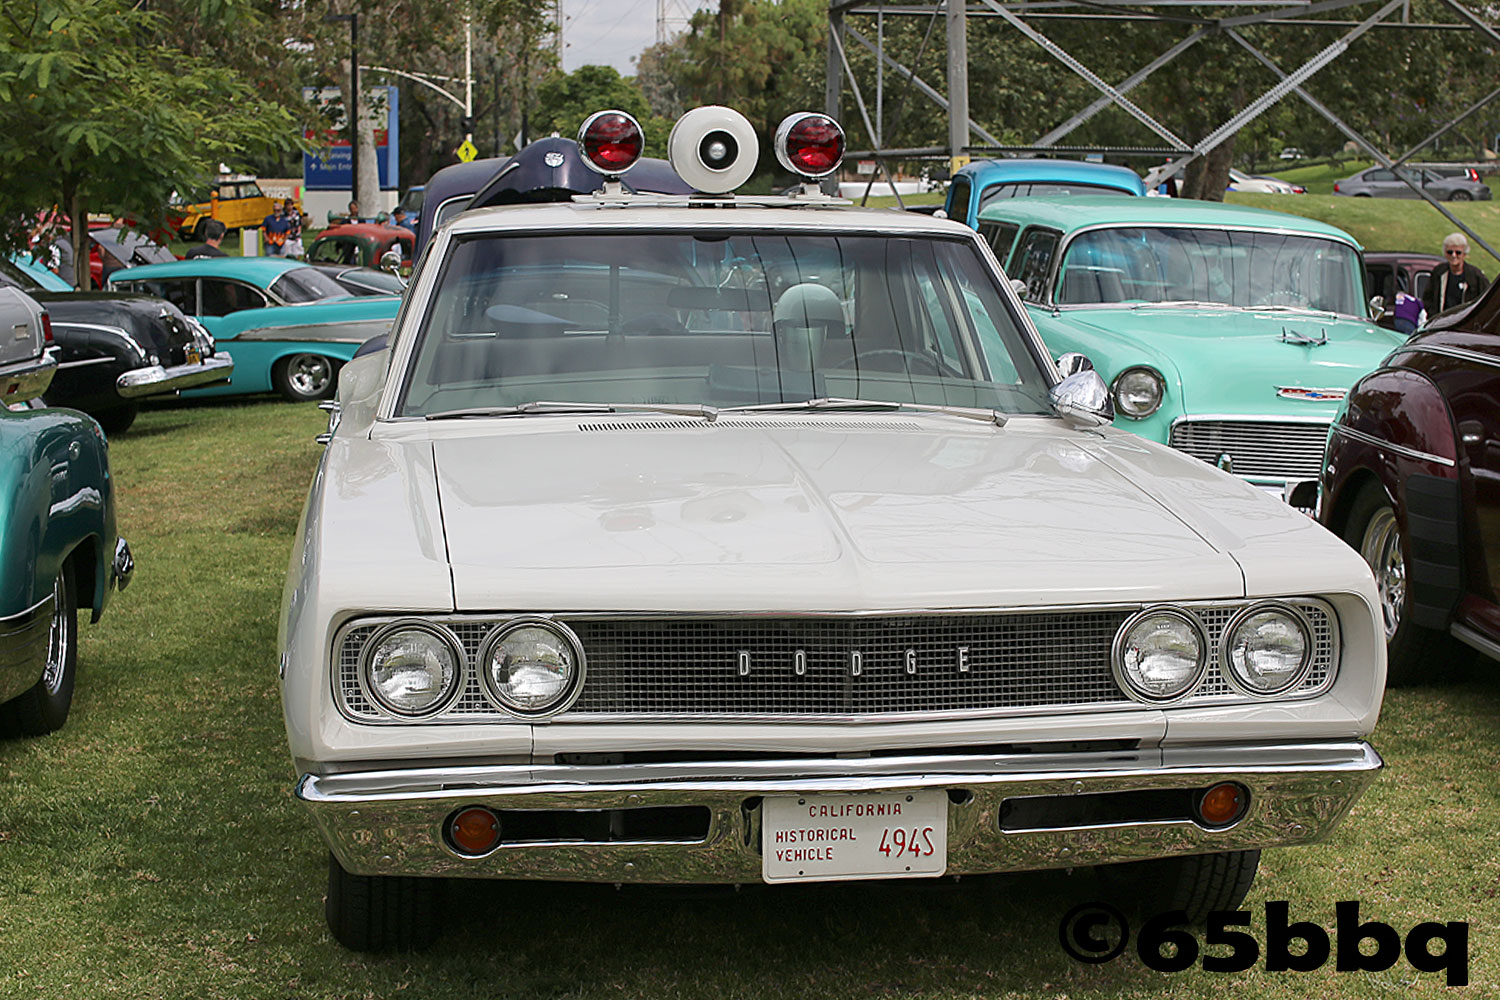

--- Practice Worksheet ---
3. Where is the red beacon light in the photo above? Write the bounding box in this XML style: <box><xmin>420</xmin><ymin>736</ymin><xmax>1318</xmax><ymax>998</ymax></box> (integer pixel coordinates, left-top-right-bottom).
<box><xmin>775</xmin><ymin>113</ymin><xmax>846</xmax><ymax>179</ymax></box>
<box><xmin>578</xmin><ymin>110</ymin><xmax>644</xmax><ymax>176</ymax></box>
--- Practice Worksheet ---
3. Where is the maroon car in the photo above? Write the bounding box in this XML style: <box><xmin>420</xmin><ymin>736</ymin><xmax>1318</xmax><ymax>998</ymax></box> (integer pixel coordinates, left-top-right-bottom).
<box><xmin>1364</xmin><ymin>251</ymin><xmax>1443</xmax><ymax>331</ymax></box>
<box><xmin>1318</xmin><ymin>280</ymin><xmax>1500</xmax><ymax>682</ymax></box>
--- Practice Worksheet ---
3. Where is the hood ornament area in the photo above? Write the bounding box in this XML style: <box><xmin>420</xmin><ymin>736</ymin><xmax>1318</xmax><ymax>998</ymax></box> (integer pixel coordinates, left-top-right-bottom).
<box><xmin>1281</xmin><ymin>327</ymin><xmax>1328</xmax><ymax>347</ymax></box>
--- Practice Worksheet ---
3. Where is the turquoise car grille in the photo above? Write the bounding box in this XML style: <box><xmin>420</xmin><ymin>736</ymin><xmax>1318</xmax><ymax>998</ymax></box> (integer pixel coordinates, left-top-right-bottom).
<box><xmin>1169</xmin><ymin>419</ymin><xmax>1330</xmax><ymax>481</ymax></box>
<box><xmin>335</xmin><ymin>602</ymin><xmax>1337</xmax><ymax>722</ymax></box>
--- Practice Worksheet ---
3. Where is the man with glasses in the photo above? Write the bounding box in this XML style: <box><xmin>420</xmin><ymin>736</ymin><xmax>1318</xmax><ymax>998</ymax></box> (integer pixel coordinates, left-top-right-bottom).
<box><xmin>1423</xmin><ymin>233</ymin><xmax>1488</xmax><ymax>317</ymax></box>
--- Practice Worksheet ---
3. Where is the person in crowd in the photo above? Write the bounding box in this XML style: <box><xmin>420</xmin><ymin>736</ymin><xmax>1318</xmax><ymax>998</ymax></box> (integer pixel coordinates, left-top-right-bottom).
<box><xmin>262</xmin><ymin>202</ymin><xmax>292</xmax><ymax>256</ymax></box>
<box><xmin>185</xmin><ymin>219</ymin><xmax>228</xmax><ymax>258</ymax></box>
<box><xmin>391</xmin><ymin>206</ymin><xmax>412</xmax><ymax>231</ymax></box>
<box><xmin>282</xmin><ymin>201</ymin><xmax>305</xmax><ymax>259</ymax></box>
<box><xmin>1423</xmin><ymin>233</ymin><xmax>1489</xmax><ymax>316</ymax></box>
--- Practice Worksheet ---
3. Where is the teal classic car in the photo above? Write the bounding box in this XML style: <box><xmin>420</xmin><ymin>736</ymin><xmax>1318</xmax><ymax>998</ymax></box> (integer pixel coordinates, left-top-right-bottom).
<box><xmin>0</xmin><ymin>291</ymin><xmax>133</xmax><ymax>734</ymax></box>
<box><xmin>108</xmin><ymin>258</ymin><xmax>399</xmax><ymax>401</ymax></box>
<box><xmin>978</xmin><ymin>195</ymin><xmax>1405</xmax><ymax>496</ymax></box>
<box><xmin>945</xmin><ymin>159</ymin><xmax>1144</xmax><ymax>231</ymax></box>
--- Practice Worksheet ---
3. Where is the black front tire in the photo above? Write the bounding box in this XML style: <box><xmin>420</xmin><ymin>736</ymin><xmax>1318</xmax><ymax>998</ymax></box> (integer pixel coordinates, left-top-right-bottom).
<box><xmin>1343</xmin><ymin>482</ymin><xmax>1463</xmax><ymax>685</ymax></box>
<box><xmin>94</xmin><ymin>404</ymin><xmax>138</xmax><ymax>436</ymax></box>
<box><xmin>1096</xmin><ymin>850</ymin><xmax>1260</xmax><ymax>924</ymax></box>
<box><xmin>273</xmin><ymin>354</ymin><xmax>339</xmax><ymax>402</ymax></box>
<box><xmin>1450</xmin><ymin>191</ymin><xmax>1473</xmax><ymax>202</ymax></box>
<box><xmin>0</xmin><ymin>564</ymin><xmax>78</xmax><ymax>737</ymax></box>
<box><xmin>325</xmin><ymin>853</ymin><xmax>441</xmax><ymax>952</ymax></box>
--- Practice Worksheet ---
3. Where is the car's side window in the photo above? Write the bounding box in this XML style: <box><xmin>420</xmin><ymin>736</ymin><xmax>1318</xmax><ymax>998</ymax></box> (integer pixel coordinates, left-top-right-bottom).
<box><xmin>977</xmin><ymin>221</ymin><xmax>1019</xmax><ymax>263</ymax></box>
<box><xmin>946</xmin><ymin>176</ymin><xmax>972</xmax><ymax>223</ymax></box>
<box><xmin>200</xmin><ymin>279</ymin><xmax>266</xmax><ymax>317</ymax></box>
<box><xmin>1414</xmin><ymin>271</ymin><xmax>1430</xmax><ymax>301</ymax></box>
<box><xmin>121</xmin><ymin>278</ymin><xmax>197</xmax><ymax>314</ymax></box>
<box><xmin>1012</xmin><ymin>228</ymin><xmax>1061</xmax><ymax>303</ymax></box>
<box><xmin>1366</xmin><ymin>265</ymin><xmax>1395</xmax><ymax>301</ymax></box>
<box><xmin>1367</xmin><ymin>169</ymin><xmax>1393</xmax><ymax>182</ymax></box>
<box><xmin>308</xmin><ymin>240</ymin><xmax>347</xmax><ymax>264</ymax></box>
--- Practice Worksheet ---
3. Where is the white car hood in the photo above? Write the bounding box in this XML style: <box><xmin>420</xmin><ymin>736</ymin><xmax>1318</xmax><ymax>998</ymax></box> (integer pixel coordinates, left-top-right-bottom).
<box><xmin>423</xmin><ymin>416</ymin><xmax>1265</xmax><ymax>612</ymax></box>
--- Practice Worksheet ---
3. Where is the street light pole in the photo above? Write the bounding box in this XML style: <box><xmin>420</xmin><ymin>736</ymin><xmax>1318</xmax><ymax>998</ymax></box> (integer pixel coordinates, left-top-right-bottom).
<box><xmin>324</xmin><ymin>12</ymin><xmax>359</xmax><ymax>211</ymax></box>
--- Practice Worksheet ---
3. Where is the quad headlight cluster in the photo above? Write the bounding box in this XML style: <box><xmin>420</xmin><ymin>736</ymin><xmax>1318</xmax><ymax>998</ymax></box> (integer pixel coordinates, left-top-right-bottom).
<box><xmin>358</xmin><ymin>617</ymin><xmax>585</xmax><ymax>720</ymax></box>
<box><xmin>1112</xmin><ymin>602</ymin><xmax>1314</xmax><ymax>704</ymax></box>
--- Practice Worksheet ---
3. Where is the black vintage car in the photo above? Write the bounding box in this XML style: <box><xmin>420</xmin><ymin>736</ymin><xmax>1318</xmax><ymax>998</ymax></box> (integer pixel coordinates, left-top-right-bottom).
<box><xmin>0</xmin><ymin>260</ymin><xmax>233</xmax><ymax>433</ymax></box>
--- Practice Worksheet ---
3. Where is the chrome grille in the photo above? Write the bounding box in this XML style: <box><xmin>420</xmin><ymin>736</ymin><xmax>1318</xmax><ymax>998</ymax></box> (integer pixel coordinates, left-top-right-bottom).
<box><xmin>1169</xmin><ymin>420</ymin><xmax>1330</xmax><ymax>480</ymax></box>
<box><xmin>335</xmin><ymin>602</ymin><xmax>1337</xmax><ymax>722</ymax></box>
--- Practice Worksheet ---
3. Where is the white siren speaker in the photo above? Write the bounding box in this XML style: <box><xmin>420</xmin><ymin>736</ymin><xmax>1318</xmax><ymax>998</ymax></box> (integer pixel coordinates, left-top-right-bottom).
<box><xmin>668</xmin><ymin>106</ymin><xmax>759</xmax><ymax>194</ymax></box>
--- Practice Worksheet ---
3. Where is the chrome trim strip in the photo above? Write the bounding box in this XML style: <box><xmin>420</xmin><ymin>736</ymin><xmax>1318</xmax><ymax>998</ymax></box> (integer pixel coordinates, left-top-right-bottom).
<box><xmin>1329</xmin><ymin>423</ymin><xmax>1456</xmax><ymax>468</ymax></box>
<box><xmin>1399</xmin><ymin>342</ymin><xmax>1500</xmax><ymax>371</ymax></box>
<box><xmin>57</xmin><ymin>356</ymin><xmax>118</xmax><ymax>370</ymax></box>
<box><xmin>297</xmin><ymin>741</ymin><xmax>1382</xmax><ymax>882</ymax></box>
<box><xmin>1450</xmin><ymin>622</ymin><xmax>1500</xmax><ymax>664</ymax></box>
<box><xmin>233</xmin><ymin>320</ymin><xmax>390</xmax><ymax>344</ymax></box>
<box><xmin>1171</xmin><ymin>412</ymin><xmax>1333</xmax><ymax>427</ymax></box>
<box><xmin>115</xmin><ymin>353</ymin><xmax>235</xmax><ymax>398</ymax></box>
<box><xmin>0</xmin><ymin>591</ymin><xmax>56</xmax><ymax>629</ymax></box>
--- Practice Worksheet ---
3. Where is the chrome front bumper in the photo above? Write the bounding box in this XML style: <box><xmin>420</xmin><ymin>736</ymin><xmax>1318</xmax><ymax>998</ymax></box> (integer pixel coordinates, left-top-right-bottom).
<box><xmin>116</xmin><ymin>353</ymin><xmax>233</xmax><ymax>398</ymax></box>
<box><xmin>298</xmin><ymin>740</ymin><xmax>1381</xmax><ymax>881</ymax></box>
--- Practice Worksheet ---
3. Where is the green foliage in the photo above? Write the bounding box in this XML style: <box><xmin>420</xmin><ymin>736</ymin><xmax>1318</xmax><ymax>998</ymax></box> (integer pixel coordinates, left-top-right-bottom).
<box><xmin>532</xmin><ymin>64</ymin><xmax>675</xmax><ymax>158</ymax></box>
<box><xmin>0</xmin><ymin>0</ymin><xmax>300</xmax><ymax>262</ymax></box>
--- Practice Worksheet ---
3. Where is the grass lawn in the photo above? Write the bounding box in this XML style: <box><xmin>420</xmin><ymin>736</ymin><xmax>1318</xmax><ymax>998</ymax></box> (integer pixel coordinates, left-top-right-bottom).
<box><xmin>0</xmin><ymin>398</ymin><xmax>1496</xmax><ymax>998</ymax></box>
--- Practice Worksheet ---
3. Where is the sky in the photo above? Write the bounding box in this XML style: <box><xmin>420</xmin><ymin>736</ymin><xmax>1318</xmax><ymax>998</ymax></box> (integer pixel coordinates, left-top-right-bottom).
<box><xmin>561</xmin><ymin>0</ymin><xmax>716</xmax><ymax>75</ymax></box>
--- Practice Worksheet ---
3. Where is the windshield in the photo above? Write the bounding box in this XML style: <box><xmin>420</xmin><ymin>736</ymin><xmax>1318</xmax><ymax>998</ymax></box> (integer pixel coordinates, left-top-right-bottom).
<box><xmin>1054</xmin><ymin>226</ymin><xmax>1362</xmax><ymax>314</ymax></box>
<box><xmin>978</xmin><ymin>181</ymin><xmax>1134</xmax><ymax>212</ymax></box>
<box><xmin>268</xmin><ymin>265</ymin><xmax>352</xmax><ymax>304</ymax></box>
<box><xmin>397</xmin><ymin>231</ymin><xmax>1052</xmax><ymax>418</ymax></box>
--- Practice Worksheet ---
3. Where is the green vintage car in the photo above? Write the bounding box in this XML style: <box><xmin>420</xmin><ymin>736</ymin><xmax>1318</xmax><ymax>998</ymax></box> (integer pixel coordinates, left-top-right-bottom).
<box><xmin>1</xmin><ymin>383</ymin><xmax>133</xmax><ymax>734</ymax></box>
<box><xmin>978</xmin><ymin>196</ymin><xmax>1406</xmax><ymax>497</ymax></box>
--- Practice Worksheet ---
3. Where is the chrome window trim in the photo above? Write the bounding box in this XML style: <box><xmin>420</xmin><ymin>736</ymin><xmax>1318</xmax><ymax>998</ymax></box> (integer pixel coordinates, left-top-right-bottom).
<box><xmin>377</xmin><ymin>223</ymin><xmax>1063</xmax><ymax>421</ymax></box>
<box><xmin>1218</xmin><ymin>601</ymin><xmax>1316</xmax><ymax>698</ymax></box>
<box><xmin>1171</xmin><ymin>412</ymin><xmax>1332</xmax><ymax>427</ymax></box>
<box><xmin>1328</xmin><ymin>423</ymin><xmax>1456</xmax><ymax>467</ymax></box>
<box><xmin>328</xmin><ymin>597</ymin><xmax>1342</xmax><ymax>725</ymax></box>
<box><xmin>1398</xmin><ymin>342</ymin><xmax>1500</xmax><ymax>372</ymax></box>
<box><xmin>1110</xmin><ymin>605</ymin><xmax>1210</xmax><ymax>705</ymax></box>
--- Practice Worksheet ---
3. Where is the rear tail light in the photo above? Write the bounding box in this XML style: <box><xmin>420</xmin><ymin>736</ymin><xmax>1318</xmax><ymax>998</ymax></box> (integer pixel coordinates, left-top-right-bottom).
<box><xmin>577</xmin><ymin>110</ymin><xmax>644</xmax><ymax>176</ymax></box>
<box><xmin>40</xmin><ymin>312</ymin><xmax>53</xmax><ymax>345</ymax></box>
<box><xmin>774</xmin><ymin>112</ymin><xmax>846</xmax><ymax>179</ymax></box>
<box><xmin>1333</xmin><ymin>182</ymin><xmax>1340</xmax><ymax>193</ymax></box>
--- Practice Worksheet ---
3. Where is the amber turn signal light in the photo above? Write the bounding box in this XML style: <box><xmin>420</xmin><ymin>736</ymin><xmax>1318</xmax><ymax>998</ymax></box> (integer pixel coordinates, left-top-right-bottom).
<box><xmin>447</xmin><ymin>806</ymin><xmax>502</xmax><ymax>856</ymax></box>
<box><xmin>1196</xmin><ymin>782</ymin><xmax>1248</xmax><ymax>828</ymax></box>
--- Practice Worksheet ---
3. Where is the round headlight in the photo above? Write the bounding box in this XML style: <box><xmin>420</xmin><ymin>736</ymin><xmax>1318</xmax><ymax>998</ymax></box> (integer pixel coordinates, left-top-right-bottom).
<box><xmin>1223</xmin><ymin>603</ymin><xmax>1312</xmax><ymax>696</ymax></box>
<box><xmin>1113</xmin><ymin>608</ymin><xmax>1207</xmax><ymax>703</ymax></box>
<box><xmin>1112</xmin><ymin>366</ymin><xmax>1165</xmax><ymax>419</ymax></box>
<box><xmin>361</xmin><ymin>622</ymin><xmax>463</xmax><ymax>717</ymax></box>
<box><xmin>481</xmin><ymin>619</ymin><xmax>585</xmax><ymax>717</ymax></box>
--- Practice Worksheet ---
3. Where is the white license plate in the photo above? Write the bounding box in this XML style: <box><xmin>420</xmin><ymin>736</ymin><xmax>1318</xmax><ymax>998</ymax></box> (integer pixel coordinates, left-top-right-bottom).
<box><xmin>762</xmin><ymin>790</ymin><xmax>948</xmax><ymax>883</ymax></box>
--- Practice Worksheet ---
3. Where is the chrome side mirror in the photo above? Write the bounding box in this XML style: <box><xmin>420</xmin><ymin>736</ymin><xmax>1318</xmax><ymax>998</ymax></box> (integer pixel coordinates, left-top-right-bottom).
<box><xmin>1368</xmin><ymin>294</ymin><xmax>1385</xmax><ymax>319</ymax></box>
<box><xmin>1010</xmin><ymin>278</ymin><xmax>1028</xmax><ymax>298</ymax></box>
<box><xmin>1050</xmin><ymin>370</ymin><xmax>1114</xmax><ymax>428</ymax></box>
<box><xmin>1054</xmin><ymin>352</ymin><xmax>1094</xmax><ymax>378</ymax></box>
<box><xmin>379</xmin><ymin>248</ymin><xmax>405</xmax><ymax>279</ymax></box>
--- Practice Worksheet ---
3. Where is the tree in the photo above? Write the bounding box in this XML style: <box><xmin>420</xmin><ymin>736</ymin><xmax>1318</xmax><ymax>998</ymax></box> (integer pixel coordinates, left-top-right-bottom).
<box><xmin>0</xmin><ymin>0</ymin><xmax>299</xmax><ymax>286</ymax></box>
<box><xmin>532</xmin><ymin>65</ymin><xmax>675</xmax><ymax>157</ymax></box>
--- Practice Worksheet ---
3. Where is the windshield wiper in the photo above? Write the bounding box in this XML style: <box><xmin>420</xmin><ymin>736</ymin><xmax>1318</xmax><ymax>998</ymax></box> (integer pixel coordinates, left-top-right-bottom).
<box><xmin>424</xmin><ymin>401</ymin><xmax>720</xmax><ymax>421</ymax></box>
<box><xmin>722</xmin><ymin>396</ymin><xmax>1007</xmax><ymax>426</ymax></box>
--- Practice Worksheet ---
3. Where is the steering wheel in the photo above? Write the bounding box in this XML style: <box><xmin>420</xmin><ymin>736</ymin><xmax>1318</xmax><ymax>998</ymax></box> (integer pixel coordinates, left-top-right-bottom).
<box><xmin>834</xmin><ymin>349</ymin><xmax>958</xmax><ymax>378</ymax></box>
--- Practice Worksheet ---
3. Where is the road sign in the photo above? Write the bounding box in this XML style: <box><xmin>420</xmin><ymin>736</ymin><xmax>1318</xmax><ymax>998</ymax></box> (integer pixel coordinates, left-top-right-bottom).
<box><xmin>456</xmin><ymin>140</ymin><xmax>478</xmax><ymax>163</ymax></box>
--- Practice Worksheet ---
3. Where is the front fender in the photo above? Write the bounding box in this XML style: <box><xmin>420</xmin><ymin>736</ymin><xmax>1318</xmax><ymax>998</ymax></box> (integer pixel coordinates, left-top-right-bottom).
<box><xmin>0</xmin><ymin>408</ymin><xmax>116</xmax><ymax>620</ymax></box>
<box><xmin>1321</xmin><ymin>368</ymin><xmax>1462</xmax><ymax>628</ymax></box>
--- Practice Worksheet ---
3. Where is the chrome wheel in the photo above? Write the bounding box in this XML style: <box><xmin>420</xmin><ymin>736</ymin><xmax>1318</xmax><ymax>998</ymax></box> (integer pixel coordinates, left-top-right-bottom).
<box><xmin>41</xmin><ymin>573</ymin><xmax>72</xmax><ymax>695</ymax></box>
<box><xmin>1359</xmin><ymin>505</ymin><xmax>1405</xmax><ymax>641</ymax></box>
<box><xmin>287</xmin><ymin>354</ymin><xmax>333</xmax><ymax>397</ymax></box>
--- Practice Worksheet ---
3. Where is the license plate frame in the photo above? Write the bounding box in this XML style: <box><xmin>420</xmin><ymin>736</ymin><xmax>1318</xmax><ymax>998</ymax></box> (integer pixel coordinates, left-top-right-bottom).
<box><xmin>761</xmin><ymin>790</ymin><xmax>948</xmax><ymax>883</ymax></box>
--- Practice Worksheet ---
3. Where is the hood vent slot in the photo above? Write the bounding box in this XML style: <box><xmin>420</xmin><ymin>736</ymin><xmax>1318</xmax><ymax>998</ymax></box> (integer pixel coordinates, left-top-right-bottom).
<box><xmin>578</xmin><ymin>418</ymin><xmax>925</xmax><ymax>433</ymax></box>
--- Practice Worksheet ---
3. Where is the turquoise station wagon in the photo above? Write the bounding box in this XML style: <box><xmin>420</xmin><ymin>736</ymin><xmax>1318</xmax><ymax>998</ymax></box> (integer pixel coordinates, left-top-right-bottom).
<box><xmin>978</xmin><ymin>196</ymin><xmax>1406</xmax><ymax>496</ymax></box>
<box><xmin>108</xmin><ymin>258</ymin><xmax>399</xmax><ymax>401</ymax></box>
